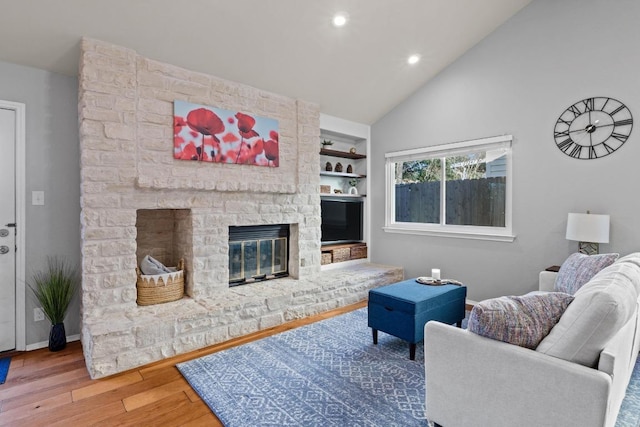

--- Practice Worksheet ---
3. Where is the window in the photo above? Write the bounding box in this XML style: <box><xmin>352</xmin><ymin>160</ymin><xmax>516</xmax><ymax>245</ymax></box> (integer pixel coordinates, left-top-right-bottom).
<box><xmin>384</xmin><ymin>135</ymin><xmax>514</xmax><ymax>241</ymax></box>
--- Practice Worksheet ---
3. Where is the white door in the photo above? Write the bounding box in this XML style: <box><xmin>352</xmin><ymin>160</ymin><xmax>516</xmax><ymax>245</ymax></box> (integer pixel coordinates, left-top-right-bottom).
<box><xmin>0</xmin><ymin>107</ymin><xmax>16</xmax><ymax>352</ymax></box>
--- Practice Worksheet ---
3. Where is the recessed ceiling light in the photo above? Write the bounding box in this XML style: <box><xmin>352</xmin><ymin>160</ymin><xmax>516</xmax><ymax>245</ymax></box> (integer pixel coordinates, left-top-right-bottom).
<box><xmin>407</xmin><ymin>54</ymin><xmax>421</xmax><ymax>65</ymax></box>
<box><xmin>332</xmin><ymin>13</ymin><xmax>348</xmax><ymax>27</ymax></box>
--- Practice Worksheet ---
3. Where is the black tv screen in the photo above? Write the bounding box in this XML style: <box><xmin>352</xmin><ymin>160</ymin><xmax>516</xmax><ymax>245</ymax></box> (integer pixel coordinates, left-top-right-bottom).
<box><xmin>321</xmin><ymin>198</ymin><xmax>363</xmax><ymax>244</ymax></box>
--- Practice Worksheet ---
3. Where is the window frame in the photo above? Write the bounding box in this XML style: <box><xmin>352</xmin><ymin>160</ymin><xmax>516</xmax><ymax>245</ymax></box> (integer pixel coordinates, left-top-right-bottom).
<box><xmin>384</xmin><ymin>135</ymin><xmax>515</xmax><ymax>242</ymax></box>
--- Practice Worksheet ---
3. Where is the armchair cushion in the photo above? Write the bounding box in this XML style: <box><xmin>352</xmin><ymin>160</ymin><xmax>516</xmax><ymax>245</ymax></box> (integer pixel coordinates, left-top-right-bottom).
<box><xmin>468</xmin><ymin>292</ymin><xmax>574</xmax><ymax>349</ymax></box>
<box><xmin>554</xmin><ymin>252</ymin><xmax>618</xmax><ymax>295</ymax></box>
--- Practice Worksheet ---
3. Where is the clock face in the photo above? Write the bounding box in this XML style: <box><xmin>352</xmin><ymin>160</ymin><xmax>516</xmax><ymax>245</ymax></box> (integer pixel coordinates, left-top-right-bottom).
<box><xmin>553</xmin><ymin>97</ymin><xmax>633</xmax><ymax>159</ymax></box>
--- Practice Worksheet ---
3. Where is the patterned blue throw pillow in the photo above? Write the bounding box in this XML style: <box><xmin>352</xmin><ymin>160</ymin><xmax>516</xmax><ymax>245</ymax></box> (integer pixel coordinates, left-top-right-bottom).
<box><xmin>554</xmin><ymin>252</ymin><xmax>619</xmax><ymax>295</ymax></box>
<box><xmin>468</xmin><ymin>292</ymin><xmax>574</xmax><ymax>349</ymax></box>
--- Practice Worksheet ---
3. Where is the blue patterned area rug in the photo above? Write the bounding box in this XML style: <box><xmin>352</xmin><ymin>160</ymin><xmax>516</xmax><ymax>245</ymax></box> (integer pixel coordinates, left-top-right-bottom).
<box><xmin>178</xmin><ymin>308</ymin><xmax>640</xmax><ymax>427</ymax></box>
<box><xmin>178</xmin><ymin>308</ymin><xmax>427</xmax><ymax>426</ymax></box>
<box><xmin>617</xmin><ymin>358</ymin><xmax>640</xmax><ymax>427</ymax></box>
<box><xmin>0</xmin><ymin>357</ymin><xmax>10</xmax><ymax>384</ymax></box>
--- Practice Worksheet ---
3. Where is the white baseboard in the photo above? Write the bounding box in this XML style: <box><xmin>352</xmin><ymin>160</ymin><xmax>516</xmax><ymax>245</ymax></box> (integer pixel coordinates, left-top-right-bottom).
<box><xmin>25</xmin><ymin>334</ymin><xmax>81</xmax><ymax>351</ymax></box>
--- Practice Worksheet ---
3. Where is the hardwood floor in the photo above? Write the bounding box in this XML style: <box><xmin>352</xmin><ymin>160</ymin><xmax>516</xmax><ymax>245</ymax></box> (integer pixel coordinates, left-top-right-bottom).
<box><xmin>0</xmin><ymin>301</ymin><xmax>366</xmax><ymax>426</ymax></box>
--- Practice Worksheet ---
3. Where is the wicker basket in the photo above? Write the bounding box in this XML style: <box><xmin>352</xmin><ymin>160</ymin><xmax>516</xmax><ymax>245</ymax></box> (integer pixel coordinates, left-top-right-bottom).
<box><xmin>350</xmin><ymin>245</ymin><xmax>368</xmax><ymax>260</ymax></box>
<box><xmin>332</xmin><ymin>247</ymin><xmax>351</xmax><ymax>263</ymax></box>
<box><xmin>136</xmin><ymin>259</ymin><xmax>184</xmax><ymax>306</ymax></box>
<box><xmin>321</xmin><ymin>252</ymin><xmax>332</xmax><ymax>265</ymax></box>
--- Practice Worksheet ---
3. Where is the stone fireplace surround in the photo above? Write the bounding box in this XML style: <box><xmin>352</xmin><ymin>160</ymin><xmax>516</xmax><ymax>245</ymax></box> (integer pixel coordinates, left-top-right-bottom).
<box><xmin>78</xmin><ymin>38</ymin><xmax>403</xmax><ymax>379</ymax></box>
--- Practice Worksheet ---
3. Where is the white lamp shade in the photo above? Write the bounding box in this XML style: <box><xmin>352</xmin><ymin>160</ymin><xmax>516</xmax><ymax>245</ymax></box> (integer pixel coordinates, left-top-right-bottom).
<box><xmin>566</xmin><ymin>213</ymin><xmax>610</xmax><ymax>243</ymax></box>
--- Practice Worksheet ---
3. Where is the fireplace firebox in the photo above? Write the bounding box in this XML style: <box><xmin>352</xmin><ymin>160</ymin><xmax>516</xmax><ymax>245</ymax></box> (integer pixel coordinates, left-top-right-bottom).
<box><xmin>229</xmin><ymin>224</ymin><xmax>290</xmax><ymax>286</ymax></box>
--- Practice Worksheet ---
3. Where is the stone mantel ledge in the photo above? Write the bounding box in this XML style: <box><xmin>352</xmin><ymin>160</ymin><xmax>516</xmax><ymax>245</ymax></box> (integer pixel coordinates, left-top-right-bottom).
<box><xmin>135</xmin><ymin>176</ymin><xmax>298</xmax><ymax>194</ymax></box>
<box><xmin>83</xmin><ymin>263</ymin><xmax>404</xmax><ymax>378</ymax></box>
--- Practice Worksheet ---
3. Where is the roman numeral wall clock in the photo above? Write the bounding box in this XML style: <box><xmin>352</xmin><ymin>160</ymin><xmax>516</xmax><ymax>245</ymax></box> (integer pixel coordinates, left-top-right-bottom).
<box><xmin>553</xmin><ymin>97</ymin><xmax>633</xmax><ymax>159</ymax></box>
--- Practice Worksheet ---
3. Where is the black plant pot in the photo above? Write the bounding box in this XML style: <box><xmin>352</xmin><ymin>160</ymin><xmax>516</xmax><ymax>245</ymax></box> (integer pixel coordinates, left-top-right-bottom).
<box><xmin>49</xmin><ymin>322</ymin><xmax>66</xmax><ymax>352</ymax></box>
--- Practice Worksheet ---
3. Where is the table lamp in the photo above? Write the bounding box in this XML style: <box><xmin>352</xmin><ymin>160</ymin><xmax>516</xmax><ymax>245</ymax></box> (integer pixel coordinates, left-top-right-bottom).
<box><xmin>565</xmin><ymin>212</ymin><xmax>610</xmax><ymax>255</ymax></box>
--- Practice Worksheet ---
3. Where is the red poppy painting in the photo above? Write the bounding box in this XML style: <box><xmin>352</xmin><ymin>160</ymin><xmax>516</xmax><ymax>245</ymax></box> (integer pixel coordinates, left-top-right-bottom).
<box><xmin>173</xmin><ymin>100</ymin><xmax>279</xmax><ymax>167</ymax></box>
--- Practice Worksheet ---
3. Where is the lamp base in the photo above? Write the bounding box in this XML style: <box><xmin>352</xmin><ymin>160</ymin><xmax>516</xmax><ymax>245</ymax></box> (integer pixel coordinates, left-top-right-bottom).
<box><xmin>578</xmin><ymin>242</ymin><xmax>599</xmax><ymax>255</ymax></box>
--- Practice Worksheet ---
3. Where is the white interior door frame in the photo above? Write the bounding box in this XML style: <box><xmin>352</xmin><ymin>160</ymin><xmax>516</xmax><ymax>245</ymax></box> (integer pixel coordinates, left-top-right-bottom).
<box><xmin>1</xmin><ymin>100</ymin><xmax>26</xmax><ymax>351</ymax></box>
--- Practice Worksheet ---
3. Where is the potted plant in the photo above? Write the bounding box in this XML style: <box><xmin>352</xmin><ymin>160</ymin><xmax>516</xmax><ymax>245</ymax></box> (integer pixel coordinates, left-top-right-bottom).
<box><xmin>321</xmin><ymin>139</ymin><xmax>333</xmax><ymax>149</ymax></box>
<box><xmin>29</xmin><ymin>257</ymin><xmax>78</xmax><ymax>351</ymax></box>
<box><xmin>348</xmin><ymin>178</ymin><xmax>359</xmax><ymax>195</ymax></box>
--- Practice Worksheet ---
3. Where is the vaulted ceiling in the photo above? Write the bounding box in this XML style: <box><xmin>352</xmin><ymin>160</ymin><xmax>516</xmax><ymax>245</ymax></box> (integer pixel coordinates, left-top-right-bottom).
<box><xmin>0</xmin><ymin>0</ymin><xmax>532</xmax><ymax>124</ymax></box>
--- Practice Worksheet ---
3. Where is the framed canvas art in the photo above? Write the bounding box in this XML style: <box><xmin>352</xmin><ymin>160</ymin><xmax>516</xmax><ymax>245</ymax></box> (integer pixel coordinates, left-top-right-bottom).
<box><xmin>173</xmin><ymin>100</ymin><xmax>279</xmax><ymax>167</ymax></box>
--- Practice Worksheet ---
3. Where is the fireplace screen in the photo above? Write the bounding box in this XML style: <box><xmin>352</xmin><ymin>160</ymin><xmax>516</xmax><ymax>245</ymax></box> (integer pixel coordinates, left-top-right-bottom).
<box><xmin>229</xmin><ymin>225</ymin><xmax>289</xmax><ymax>286</ymax></box>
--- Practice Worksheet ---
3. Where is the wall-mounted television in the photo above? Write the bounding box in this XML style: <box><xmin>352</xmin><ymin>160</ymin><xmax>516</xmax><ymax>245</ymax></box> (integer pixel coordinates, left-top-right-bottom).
<box><xmin>321</xmin><ymin>197</ymin><xmax>363</xmax><ymax>245</ymax></box>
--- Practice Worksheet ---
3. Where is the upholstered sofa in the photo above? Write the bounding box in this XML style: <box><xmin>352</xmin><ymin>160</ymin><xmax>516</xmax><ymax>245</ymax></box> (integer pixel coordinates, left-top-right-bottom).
<box><xmin>424</xmin><ymin>253</ymin><xmax>640</xmax><ymax>427</ymax></box>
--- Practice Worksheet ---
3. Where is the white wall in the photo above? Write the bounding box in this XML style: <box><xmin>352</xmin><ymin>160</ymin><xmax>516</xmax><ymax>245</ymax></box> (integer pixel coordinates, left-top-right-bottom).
<box><xmin>370</xmin><ymin>0</ymin><xmax>640</xmax><ymax>301</ymax></box>
<box><xmin>0</xmin><ymin>60</ymin><xmax>80</xmax><ymax>346</ymax></box>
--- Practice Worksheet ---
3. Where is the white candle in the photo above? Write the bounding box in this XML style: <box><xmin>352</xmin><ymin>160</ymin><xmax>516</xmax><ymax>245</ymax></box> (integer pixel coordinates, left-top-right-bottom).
<box><xmin>431</xmin><ymin>268</ymin><xmax>441</xmax><ymax>280</ymax></box>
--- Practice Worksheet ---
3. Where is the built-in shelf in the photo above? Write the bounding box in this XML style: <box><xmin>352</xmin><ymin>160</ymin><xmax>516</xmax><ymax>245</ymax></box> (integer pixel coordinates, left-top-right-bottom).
<box><xmin>319</xmin><ymin>148</ymin><xmax>366</xmax><ymax>160</ymax></box>
<box><xmin>320</xmin><ymin>114</ymin><xmax>370</xmax><ymax>268</ymax></box>
<box><xmin>321</xmin><ymin>242</ymin><xmax>368</xmax><ymax>266</ymax></box>
<box><xmin>320</xmin><ymin>171</ymin><xmax>366</xmax><ymax>178</ymax></box>
<box><xmin>320</xmin><ymin>194</ymin><xmax>366</xmax><ymax>199</ymax></box>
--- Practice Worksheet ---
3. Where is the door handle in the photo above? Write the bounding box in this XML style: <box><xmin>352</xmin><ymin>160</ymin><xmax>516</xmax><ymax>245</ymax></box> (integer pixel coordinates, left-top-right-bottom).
<box><xmin>0</xmin><ymin>229</ymin><xmax>8</xmax><ymax>237</ymax></box>
<box><xmin>0</xmin><ymin>246</ymin><xmax>9</xmax><ymax>254</ymax></box>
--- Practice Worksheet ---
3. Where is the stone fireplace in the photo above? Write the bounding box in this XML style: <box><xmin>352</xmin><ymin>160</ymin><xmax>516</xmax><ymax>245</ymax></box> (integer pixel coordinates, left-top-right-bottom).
<box><xmin>78</xmin><ymin>38</ymin><xmax>403</xmax><ymax>378</ymax></box>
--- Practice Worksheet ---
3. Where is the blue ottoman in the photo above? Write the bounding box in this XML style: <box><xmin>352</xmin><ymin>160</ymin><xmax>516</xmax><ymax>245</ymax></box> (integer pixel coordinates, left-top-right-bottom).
<box><xmin>368</xmin><ymin>279</ymin><xmax>467</xmax><ymax>359</ymax></box>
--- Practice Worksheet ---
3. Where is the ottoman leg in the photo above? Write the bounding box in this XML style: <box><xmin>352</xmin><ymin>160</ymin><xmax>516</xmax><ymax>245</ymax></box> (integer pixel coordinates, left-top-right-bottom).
<box><xmin>456</xmin><ymin>320</ymin><xmax>462</xmax><ymax>328</ymax></box>
<box><xmin>410</xmin><ymin>343</ymin><xmax>416</xmax><ymax>360</ymax></box>
<box><xmin>372</xmin><ymin>329</ymin><xmax>378</xmax><ymax>345</ymax></box>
